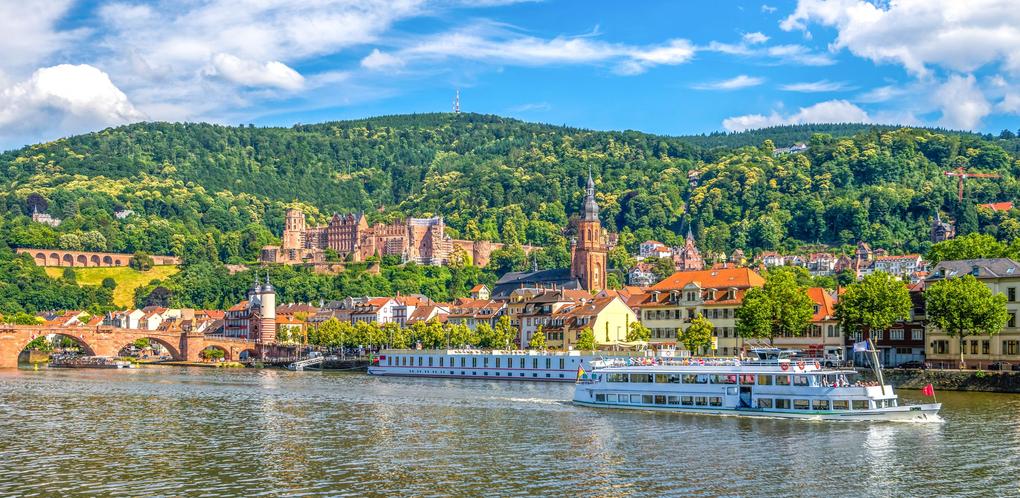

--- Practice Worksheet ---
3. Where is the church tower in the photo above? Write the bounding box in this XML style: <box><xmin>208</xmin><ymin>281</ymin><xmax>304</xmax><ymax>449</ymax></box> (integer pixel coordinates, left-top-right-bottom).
<box><xmin>571</xmin><ymin>169</ymin><xmax>608</xmax><ymax>292</ymax></box>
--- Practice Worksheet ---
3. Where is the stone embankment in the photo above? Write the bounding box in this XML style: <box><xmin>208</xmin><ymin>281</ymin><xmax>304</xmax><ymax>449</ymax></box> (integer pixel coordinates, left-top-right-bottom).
<box><xmin>878</xmin><ymin>368</ymin><xmax>1020</xmax><ymax>393</ymax></box>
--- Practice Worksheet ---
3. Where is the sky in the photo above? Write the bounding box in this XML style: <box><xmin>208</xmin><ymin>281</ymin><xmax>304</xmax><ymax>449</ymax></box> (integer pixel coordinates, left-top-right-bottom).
<box><xmin>1</xmin><ymin>0</ymin><xmax>1020</xmax><ymax>150</ymax></box>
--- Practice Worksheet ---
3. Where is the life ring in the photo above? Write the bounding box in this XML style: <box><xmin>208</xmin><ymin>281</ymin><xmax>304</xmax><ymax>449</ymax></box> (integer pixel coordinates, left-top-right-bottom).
<box><xmin>814</xmin><ymin>361</ymin><xmax>821</xmax><ymax>369</ymax></box>
<box><xmin>797</xmin><ymin>361</ymin><xmax>806</xmax><ymax>370</ymax></box>
<box><xmin>780</xmin><ymin>363</ymin><xmax>790</xmax><ymax>371</ymax></box>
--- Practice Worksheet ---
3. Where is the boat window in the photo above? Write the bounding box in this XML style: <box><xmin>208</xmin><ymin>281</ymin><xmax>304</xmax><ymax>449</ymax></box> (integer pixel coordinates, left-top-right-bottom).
<box><xmin>472</xmin><ymin>358</ymin><xmax>478</xmax><ymax>368</ymax></box>
<box><xmin>642</xmin><ymin>395</ymin><xmax>653</xmax><ymax>404</ymax></box>
<box><xmin>890</xmin><ymin>399</ymin><xmax>898</xmax><ymax>407</ymax></box>
<box><xmin>709</xmin><ymin>397</ymin><xmax>722</xmax><ymax>407</ymax></box>
<box><xmin>757</xmin><ymin>398</ymin><xmax>773</xmax><ymax>409</ymax></box>
<box><xmin>812</xmin><ymin>400</ymin><xmax>830</xmax><ymax>411</ymax></box>
<box><xmin>775</xmin><ymin>375</ymin><xmax>791</xmax><ymax>386</ymax></box>
<box><xmin>630</xmin><ymin>394</ymin><xmax>643</xmax><ymax>404</ymax></box>
<box><xmin>402</xmin><ymin>357</ymin><xmax>407</xmax><ymax>366</ymax></box>
<box><xmin>793</xmin><ymin>399</ymin><xmax>810</xmax><ymax>410</ymax></box>
<box><xmin>852</xmin><ymin>400</ymin><xmax>870</xmax><ymax>410</ymax></box>
<box><xmin>546</xmin><ymin>358</ymin><xmax>551</xmax><ymax>369</ymax></box>
<box><xmin>494</xmin><ymin>358</ymin><xmax>499</xmax><ymax>368</ymax></box>
<box><xmin>681</xmin><ymin>396</ymin><xmax>693</xmax><ymax>406</ymax></box>
<box><xmin>607</xmin><ymin>373</ymin><xmax>629</xmax><ymax>383</ymax></box>
<box><xmin>775</xmin><ymin>399</ymin><xmax>790</xmax><ymax>409</ymax></box>
<box><xmin>654</xmin><ymin>395</ymin><xmax>666</xmax><ymax>405</ymax></box>
<box><xmin>878</xmin><ymin>399</ymin><xmax>889</xmax><ymax>409</ymax></box>
<box><xmin>793</xmin><ymin>375</ymin><xmax>809</xmax><ymax>386</ymax></box>
<box><xmin>559</xmin><ymin>359</ymin><xmax>565</xmax><ymax>369</ymax></box>
<box><xmin>668</xmin><ymin>396</ymin><xmax>680</xmax><ymax>405</ymax></box>
<box><xmin>695</xmin><ymin>397</ymin><xmax>707</xmax><ymax>406</ymax></box>
<box><xmin>682</xmin><ymin>374</ymin><xmax>703</xmax><ymax>384</ymax></box>
<box><xmin>520</xmin><ymin>358</ymin><xmax>525</xmax><ymax>369</ymax></box>
<box><xmin>668</xmin><ymin>374</ymin><xmax>681</xmax><ymax>384</ymax></box>
<box><xmin>758</xmin><ymin>375</ymin><xmax>773</xmax><ymax>386</ymax></box>
<box><xmin>532</xmin><ymin>359</ymin><xmax>538</xmax><ymax>369</ymax></box>
<box><xmin>461</xmin><ymin>358</ymin><xmax>466</xmax><ymax>367</ymax></box>
<box><xmin>654</xmin><ymin>374</ymin><xmax>669</xmax><ymax>383</ymax></box>
<box><xmin>483</xmin><ymin>358</ymin><xmax>489</xmax><ymax>367</ymax></box>
<box><xmin>428</xmin><ymin>357</ymin><xmax>433</xmax><ymax>367</ymax></box>
<box><xmin>595</xmin><ymin>394</ymin><xmax>606</xmax><ymax>402</ymax></box>
<box><xmin>631</xmin><ymin>373</ymin><xmax>653</xmax><ymax>383</ymax></box>
<box><xmin>739</xmin><ymin>374</ymin><xmax>755</xmax><ymax>384</ymax></box>
<box><xmin>832</xmin><ymin>400</ymin><xmax>849</xmax><ymax>410</ymax></box>
<box><xmin>605</xmin><ymin>394</ymin><xmax>617</xmax><ymax>402</ymax></box>
<box><xmin>439</xmin><ymin>357</ymin><xmax>444</xmax><ymax>367</ymax></box>
<box><xmin>710</xmin><ymin>374</ymin><xmax>737</xmax><ymax>384</ymax></box>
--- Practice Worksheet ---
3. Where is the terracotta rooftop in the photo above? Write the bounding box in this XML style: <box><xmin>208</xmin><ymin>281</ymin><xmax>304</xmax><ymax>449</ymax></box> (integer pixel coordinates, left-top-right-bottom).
<box><xmin>650</xmin><ymin>267</ymin><xmax>765</xmax><ymax>291</ymax></box>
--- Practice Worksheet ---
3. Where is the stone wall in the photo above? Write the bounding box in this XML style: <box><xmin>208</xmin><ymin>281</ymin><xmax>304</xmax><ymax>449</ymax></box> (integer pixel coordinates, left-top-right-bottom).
<box><xmin>16</xmin><ymin>248</ymin><xmax>180</xmax><ymax>267</ymax></box>
<box><xmin>877</xmin><ymin>368</ymin><xmax>1020</xmax><ymax>393</ymax></box>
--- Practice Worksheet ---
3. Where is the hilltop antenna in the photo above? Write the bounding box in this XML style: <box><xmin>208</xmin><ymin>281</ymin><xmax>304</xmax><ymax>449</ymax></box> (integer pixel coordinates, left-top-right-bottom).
<box><xmin>453</xmin><ymin>89</ymin><xmax>461</xmax><ymax>114</ymax></box>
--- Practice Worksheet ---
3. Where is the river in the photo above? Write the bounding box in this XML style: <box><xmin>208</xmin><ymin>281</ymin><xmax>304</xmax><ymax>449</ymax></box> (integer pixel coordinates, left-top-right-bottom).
<box><xmin>0</xmin><ymin>367</ymin><xmax>1018</xmax><ymax>497</ymax></box>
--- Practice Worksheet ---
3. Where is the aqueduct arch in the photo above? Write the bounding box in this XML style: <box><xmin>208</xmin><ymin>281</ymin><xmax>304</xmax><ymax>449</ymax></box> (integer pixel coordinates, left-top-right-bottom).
<box><xmin>115</xmin><ymin>337</ymin><xmax>182</xmax><ymax>359</ymax></box>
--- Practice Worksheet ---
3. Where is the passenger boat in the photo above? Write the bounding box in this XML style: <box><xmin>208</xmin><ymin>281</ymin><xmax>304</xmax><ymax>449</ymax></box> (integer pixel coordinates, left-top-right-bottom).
<box><xmin>369</xmin><ymin>349</ymin><xmax>642</xmax><ymax>382</ymax></box>
<box><xmin>573</xmin><ymin>349</ymin><xmax>941</xmax><ymax>422</ymax></box>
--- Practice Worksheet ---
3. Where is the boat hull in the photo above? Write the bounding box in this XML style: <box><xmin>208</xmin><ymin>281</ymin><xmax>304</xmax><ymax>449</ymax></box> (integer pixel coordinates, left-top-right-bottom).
<box><xmin>572</xmin><ymin>400</ymin><xmax>941</xmax><ymax>422</ymax></box>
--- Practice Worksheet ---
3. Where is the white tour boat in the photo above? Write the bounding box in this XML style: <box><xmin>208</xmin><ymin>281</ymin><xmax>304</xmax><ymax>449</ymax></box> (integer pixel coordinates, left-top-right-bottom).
<box><xmin>369</xmin><ymin>349</ymin><xmax>643</xmax><ymax>382</ymax></box>
<box><xmin>573</xmin><ymin>348</ymin><xmax>941</xmax><ymax>422</ymax></box>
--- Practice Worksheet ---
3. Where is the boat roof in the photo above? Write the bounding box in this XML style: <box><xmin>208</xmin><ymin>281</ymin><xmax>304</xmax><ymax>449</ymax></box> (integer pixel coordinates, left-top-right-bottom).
<box><xmin>596</xmin><ymin>365</ymin><xmax>858</xmax><ymax>375</ymax></box>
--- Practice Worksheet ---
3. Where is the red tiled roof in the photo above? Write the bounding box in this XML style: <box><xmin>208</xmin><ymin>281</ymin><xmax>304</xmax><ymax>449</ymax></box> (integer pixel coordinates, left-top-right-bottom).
<box><xmin>650</xmin><ymin>267</ymin><xmax>764</xmax><ymax>291</ymax></box>
<box><xmin>979</xmin><ymin>202</ymin><xmax>1014</xmax><ymax>212</ymax></box>
<box><xmin>470</xmin><ymin>284</ymin><xmax>486</xmax><ymax>292</ymax></box>
<box><xmin>807</xmin><ymin>287</ymin><xmax>836</xmax><ymax>321</ymax></box>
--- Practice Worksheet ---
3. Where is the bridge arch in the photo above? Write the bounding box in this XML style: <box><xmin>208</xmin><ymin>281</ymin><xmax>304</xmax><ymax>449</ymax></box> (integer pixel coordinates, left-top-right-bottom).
<box><xmin>199</xmin><ymin>345</ymin><xmax>232</xmax><ymax>361</ymax></box>
<box><xmin>114</xmin><ymin>336</ymin><xmax>182</xmax><ymax>360</ymax></box>
<box><xmin>102</xmin><ymin>255</ymin><xmax>113</xmax><ymax>266</ymax></box>
<box><xmin>19</xmin><ymin>332</ymin><xmax>97</xmax><ymax>359</ymax></box>
<box><xmin>49</xmin><ymin>253</ymin><xmax>60</xmax><ymax>266</ymax></box>
<box><xmin>34</xmin><ymin>252</ymin><xmax>46</xmax><ymax>266</ymax></box>
<box><xmin>62</xmin><ymin>254</ymin><xmax>73</xmax><ymax>266</ymax></box>
<box><xmin>76</xmin><ymin>254</ymin><xmax>87</xmax><ymax>266</ymax></box>
<box><xmin>90</xmin><ymin>255</ymin><xmax>100</xmax><ymax>267</ymax></box>
<box><xmin>238</xmin><ymin>349</ymin><xmax>256</xmax><ymax>361</ymax></box>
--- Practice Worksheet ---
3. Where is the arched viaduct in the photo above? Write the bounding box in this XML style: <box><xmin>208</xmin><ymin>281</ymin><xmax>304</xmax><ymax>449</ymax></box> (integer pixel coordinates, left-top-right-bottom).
<box><xmin>0</xmin><ymin>325</ymin><xmax>257</xmax><ymax>368</ymax></box>
<box><xmin>14</xmin><ymin>248</ymin><xmax>181</xmax><ymax>268</ymax></box>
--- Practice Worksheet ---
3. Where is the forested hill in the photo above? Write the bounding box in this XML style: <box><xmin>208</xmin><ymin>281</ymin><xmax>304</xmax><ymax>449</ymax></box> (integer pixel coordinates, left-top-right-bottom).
<box><xmin>2</xmin><ymin>113</ymin><xmax>1020</xmax><ymax>266</ymax></box>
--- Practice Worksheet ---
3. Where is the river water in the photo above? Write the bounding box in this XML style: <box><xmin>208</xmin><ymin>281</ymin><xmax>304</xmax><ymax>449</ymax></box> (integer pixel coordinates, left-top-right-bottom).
<box><xmin>0</xmin><ymin>367</ymin><xmax>1018</xmax><ymax>497</ymax></box>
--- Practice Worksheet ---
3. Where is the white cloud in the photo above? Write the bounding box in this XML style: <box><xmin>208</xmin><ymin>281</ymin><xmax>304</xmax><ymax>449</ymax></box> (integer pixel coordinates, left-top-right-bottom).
<box><xmin>742</xmin><ymin>32</ymin><xmax>769</xmax><ymax>44</ymax></box>
<box><xmin>361</xmin><ymin>49</ymin><xmax>405</xmax><ymax>70</ymax></box>
<box><xmin>0</xmin><ymin>64</ymin><xmax>145</xmax><ymax>147</ymax></box>
<box><xmin>0</xmin><ymin>0</ymin><xmax>84</xmax><ymax>73</ymax></box>
<box><xmin>762</xmin><ymin>4</ymin><xmax>778</xmax><ymax>13</ymax></box>
<box><xmin>693</xmin><ymin>75</ymin><xmax>765</xmax><ymax>90</ymax></box>
<box><xmin>934</xmin><ymin>74</ymin><xmax>991</xmax><ymax>129</ymax></box>
<box><xmin>999</xmin><ymin>93</ymin><xmax>1020</xmax><ymax>114</ymax></box>
<box><xmin>855</xmin><ymin>84</ymin><xmax>907</xmax><ymax>103</ymax></box>
<box><xmin>722</xmin><ymin>99</ymin><xmax>872</xmax><ymax>131</ymax></box>
<box><xmin>781</xmin><ymin>0</ymin><xmax>1020</xmax><ymax>76</ymax></box>
<box><xmin>387</xmin><ymin>25</ymin><xmax>695</xmax><ymax>75</ymax></box>
<box><xmin>780</xmin><ymin>80</ymin><xmax>850</xmax><ymax>92</ymax></box>
<box><xmin>766</xmin><ymin>44</ymin><xmax>835</xmax><ymax>65</ymax></box>
<box><xmin>208</xmin><ymin>53</ymin><xmax>305</xmax><ymax>90</ymax></box>
<box><xmin>509</xmin><ymin>102</ymin><xmax>551</xmax><ymax>112</ymax></box>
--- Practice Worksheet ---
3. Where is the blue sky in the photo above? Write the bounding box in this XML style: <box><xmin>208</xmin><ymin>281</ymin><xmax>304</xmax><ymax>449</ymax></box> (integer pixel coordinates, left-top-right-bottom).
<box><xmin>1</xmin><ymin>0</ymin><xmax>1019</xmax><ymax>149</ymax></box>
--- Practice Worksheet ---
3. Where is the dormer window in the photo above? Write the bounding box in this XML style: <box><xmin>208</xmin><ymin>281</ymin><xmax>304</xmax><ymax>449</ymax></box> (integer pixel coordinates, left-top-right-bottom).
<box><xmin>971</xmin><ymin>265</ymin><xmax>981</xmax><ymax>276</ymax></box>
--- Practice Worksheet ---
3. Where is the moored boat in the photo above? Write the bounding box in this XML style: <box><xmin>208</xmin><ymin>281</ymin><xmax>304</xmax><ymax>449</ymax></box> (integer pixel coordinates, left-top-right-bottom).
<box><xmin>49</xmin><ymin>355</ymin><xmax>137</xmax><ymax>369</ymax></box>
<box><xmin>368</xmin><ymin>349</ymin><xmax>648</xmax><ymax>382</ymax></box>
<box><xmin>572</xmin><ymin>348</ymin><xmax>940</xmax><ymax>422</ymax></box>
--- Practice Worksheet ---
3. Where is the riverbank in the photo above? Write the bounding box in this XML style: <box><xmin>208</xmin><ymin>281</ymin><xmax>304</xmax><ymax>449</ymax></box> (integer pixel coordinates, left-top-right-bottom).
<box><xmin>879</xmin><ymin>368</ymin><xmax>1020</xmax><ymax>393</ymax></box>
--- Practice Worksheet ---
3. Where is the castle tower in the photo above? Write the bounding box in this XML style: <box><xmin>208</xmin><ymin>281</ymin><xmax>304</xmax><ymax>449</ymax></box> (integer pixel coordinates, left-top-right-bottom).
<box><xmin>282</xmin><ymin>209</ymin><xmax>306</xmax><ymax>251</ymax></box>
<box><xmin>257</xmin><ymin>274</ymin><xmax>277</xmax><ymax>349</ymax></box>
<box><xmin>571</xmin><ymin>169</ymin><xmax>608</xmax><ymax>292</ymax></box>
<box><xmin>676</xmin><ymin>226</ymin><xmax>704</xmax><ymax>271</ymax></box>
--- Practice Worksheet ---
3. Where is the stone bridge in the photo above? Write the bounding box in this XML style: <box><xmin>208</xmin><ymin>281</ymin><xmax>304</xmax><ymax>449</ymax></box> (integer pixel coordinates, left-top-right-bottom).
<box><xmin>15</xmin><ymin>248</ymin><xmax>180</xmax><ymax>268</ymax></box>
<box><xmin>0</xmin><ymin>325</ymin><xmax>259</xmax><ymax>368</ymax></box>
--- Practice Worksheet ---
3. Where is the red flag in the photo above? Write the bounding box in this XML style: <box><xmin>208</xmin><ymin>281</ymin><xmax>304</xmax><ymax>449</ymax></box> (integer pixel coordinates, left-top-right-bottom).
<box><xmin>922</xmin><ymin>383</ymin><xmax>935</xmax><ymax>397</ymax></box>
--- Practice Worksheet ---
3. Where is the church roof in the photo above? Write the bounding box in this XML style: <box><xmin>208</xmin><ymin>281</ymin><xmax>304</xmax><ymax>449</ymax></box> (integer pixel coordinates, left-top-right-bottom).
<box><xmin>492</xmin><ymin>268</ymin><xmax>581</xmax><ymax>299</ymax></box>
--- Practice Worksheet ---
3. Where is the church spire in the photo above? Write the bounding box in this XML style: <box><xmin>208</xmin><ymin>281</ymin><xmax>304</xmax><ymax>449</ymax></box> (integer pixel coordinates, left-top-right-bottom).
<box><xmin>582</xmin><ymin>166</ymin><xmax>599</xmax><ymax>221</ymax></box>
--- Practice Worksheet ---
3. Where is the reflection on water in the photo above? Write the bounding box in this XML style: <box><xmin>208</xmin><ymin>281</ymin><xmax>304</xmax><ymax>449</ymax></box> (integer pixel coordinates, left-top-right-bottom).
<box><xmin>1</xmin><ymin>367</ymin><xmax>1019</xmax><ymax>496</ymax></box>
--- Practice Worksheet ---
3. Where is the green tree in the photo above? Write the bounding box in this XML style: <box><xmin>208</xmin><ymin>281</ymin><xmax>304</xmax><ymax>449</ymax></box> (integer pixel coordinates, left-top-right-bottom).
<box><xmin>132</xmin><ymin>338</ymin><xmax>151</xmax><ymax>349</ymax></box>
<box><xmin>626</xmin><ymin>321</ymin><xmax>651</xmax><ymax>343</ymax></box>
<box><xmin>925</xmin><ymin>274</ymin><xmax>1009</xmax><ymax>368</ymax></box>
<box><xmin>835</xmin><ymin>271</ymin><xmax>912</xmax><ymax>341</ymax></box>
<box><xmin>681</xmin><ymin>314</ymin><xmax>713</xmax><ymax>355</ymax></box>
<box><xmin>101</xmin><ymin>277</ymin><xmax>117</xmax><ymax>290</ymax></box>
<box><xmin>493</xmin><ymin>315</ymin><xmax>518</xmax><ymax>350</ymax></box>
<box><xmin>130</xmin><ymin>252</ymin><xmax>154</xmax><ymax>271</ymax></box>
<box><xmin>200</xmin><ymin>347</ymin><xmax>225</xmax><ymax>361</ymax></box>
<box><xmin>576</xmin><ymin>327</ymin><xmax>596</xmax><ymax>351</ymax></box>
<box><xmin>24</xmin><ymin>336</ymin><xmax>53</xmax><ymax>352</ymax></box>
<box><xmin>529</xmin><ymin>325</ymin><xmax>547</xmax><ymax>350</ymax></box>
<box><xmin>927</xmin><ymin>233</ymin><xmax>1007</xmax><ymax>265</ymax></box>
<box><xmin>62</xmin><ymin>267</ymin><xmax>76</xmax><ymax>283</ymax></box>
<box><xmin>2</xmin><ymin>312</ymin><xmax>43</xmax><ymax>325</ymax></box>
<box><xmin>735</xmin><ymin>270</ymin><xmax>814</xmax><ymax>345</ymax></box>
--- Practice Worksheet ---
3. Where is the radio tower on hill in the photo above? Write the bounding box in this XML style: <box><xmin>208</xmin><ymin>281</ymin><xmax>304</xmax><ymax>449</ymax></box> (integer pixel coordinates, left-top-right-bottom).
<box><xmin>452</xmin><ymin>89</ymin><xmax>461</xmax><ymax>114</ymax></box>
